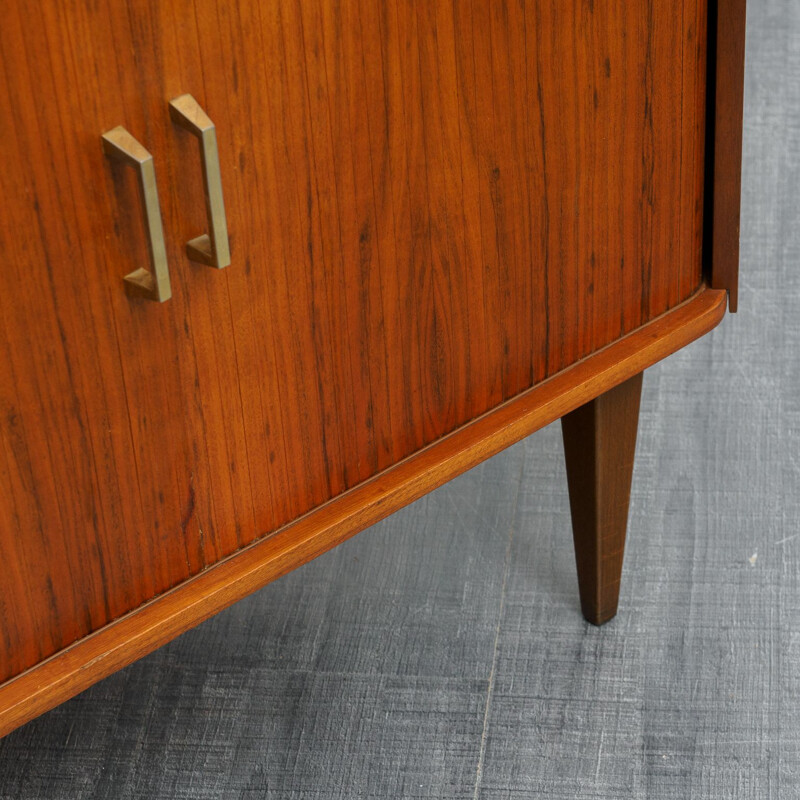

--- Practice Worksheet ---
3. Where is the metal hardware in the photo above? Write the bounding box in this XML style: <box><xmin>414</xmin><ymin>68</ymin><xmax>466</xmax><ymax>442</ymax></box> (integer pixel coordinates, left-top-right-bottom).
<box><xmin>169</xmin><ymin>94</ymin><xmax>231</xmax><ymax>269</ymax></box>
<box><xmin>101</xmin><ymin>126</ymin><xmax>172</xmax><ymax>302</ymax></box>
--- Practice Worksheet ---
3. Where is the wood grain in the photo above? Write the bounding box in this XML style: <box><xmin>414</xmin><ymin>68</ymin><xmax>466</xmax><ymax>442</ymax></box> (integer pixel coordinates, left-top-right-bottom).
<box><xmin>0</xmin><ymin>1</ymin><xmax>203</xmax><ymax>682</ymax></box>
<box><xmin>562</xmin><ymin>371</ymin><xmax>644</xmax><ymax>625</ymax></box>
<box><xmin>0</xmin><ymin>0</ymin><xmax>710</xmax><ymax>686</ymax></box>
<box><xmin>0</xmin><ymin>287</ymin><xmax>727</xmax><ymax>739</ymax></box>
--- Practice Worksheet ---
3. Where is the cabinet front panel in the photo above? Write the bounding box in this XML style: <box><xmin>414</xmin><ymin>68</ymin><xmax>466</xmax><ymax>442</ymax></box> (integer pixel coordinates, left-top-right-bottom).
<box><xmin>0</xmin><ymin>0</ymin><xmax>708</xmax><ymax>681</ymax></box>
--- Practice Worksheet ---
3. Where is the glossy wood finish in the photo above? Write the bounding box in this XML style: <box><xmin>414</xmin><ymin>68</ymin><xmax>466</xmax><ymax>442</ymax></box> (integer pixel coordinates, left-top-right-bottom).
<box><xmin>0</xmin><ymin>0</ymin><xmax>711</xmax><ymax>686</ymax></box>
<box><xmin>0</xmin><ymin>5</ymin><xmax>202</xmax><ymax>685</ymax></box>
<box><xmin>562</xmin><ymin>372</ymin><xmax>644</xmax><ymax>625</ymax></box>
<box><xmin>0</xmin><ymin>288</ymin><xmax>727</xmax><ymax>739</ymax></box>
<box><xmin>708</xmin><ymin>0</ymin><xmax>747</xmax><ymax>311</ymax></box>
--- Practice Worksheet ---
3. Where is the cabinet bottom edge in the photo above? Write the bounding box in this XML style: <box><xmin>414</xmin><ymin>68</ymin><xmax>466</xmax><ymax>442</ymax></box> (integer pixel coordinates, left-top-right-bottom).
<box><xmin>0</xmin><ymin>285</ymin><xmax>727</xmax><ymax>738</ymax></box>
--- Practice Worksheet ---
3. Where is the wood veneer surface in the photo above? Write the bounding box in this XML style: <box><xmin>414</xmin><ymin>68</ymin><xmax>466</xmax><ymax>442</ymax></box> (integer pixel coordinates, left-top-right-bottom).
<box><xmin>0</xmin><ymin>0</ymin><xmax>707</xmax><ymax>682</ymax></box>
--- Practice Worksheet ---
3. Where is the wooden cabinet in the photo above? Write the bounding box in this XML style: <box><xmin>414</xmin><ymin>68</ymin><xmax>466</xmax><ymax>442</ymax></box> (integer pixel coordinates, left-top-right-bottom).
<box><xmin>0</xmin><ymin>0</ymin><xmax>744</xmax><ymax>736</ymax></box>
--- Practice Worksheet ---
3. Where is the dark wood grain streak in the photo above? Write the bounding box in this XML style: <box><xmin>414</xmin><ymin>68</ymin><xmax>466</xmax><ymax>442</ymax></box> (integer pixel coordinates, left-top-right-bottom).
<box><xmin>0</xmin><ymin>0</ymin><xmax>710</xmax><ymax>684</ymax></box>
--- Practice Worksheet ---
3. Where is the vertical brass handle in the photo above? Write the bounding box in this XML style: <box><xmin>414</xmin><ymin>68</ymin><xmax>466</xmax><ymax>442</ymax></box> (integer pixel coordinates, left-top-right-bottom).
<box><xmin>169</xmin><ymin>94</ymin><xmax>231</xmax><ymax>269</ymax></box>
<box><xmin>102</xmin><ymin>126</ymin><xmax>172</xmax><ymax>302</ymax></box>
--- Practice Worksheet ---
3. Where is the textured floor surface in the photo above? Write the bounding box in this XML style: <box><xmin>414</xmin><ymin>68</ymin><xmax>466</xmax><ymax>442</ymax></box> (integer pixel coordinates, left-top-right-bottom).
<box><xmin>1</xmin><ymin>3</ymin><xmax>798</xmax><ymax>798</ymax></box>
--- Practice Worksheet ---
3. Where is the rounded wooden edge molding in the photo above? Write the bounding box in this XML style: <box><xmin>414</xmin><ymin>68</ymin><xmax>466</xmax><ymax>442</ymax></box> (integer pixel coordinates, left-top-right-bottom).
<box><xmin>0</xmin><ymin>286</ymin><xmax>727</xmax><ymax>738</ymax></box>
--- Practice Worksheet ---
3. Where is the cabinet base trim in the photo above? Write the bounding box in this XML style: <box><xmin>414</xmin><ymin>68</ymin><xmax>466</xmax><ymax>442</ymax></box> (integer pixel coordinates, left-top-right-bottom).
<box><xmin>0</xmin><ymin>286</ymin><xmax>727</xmax><ymax>738</ymax></box>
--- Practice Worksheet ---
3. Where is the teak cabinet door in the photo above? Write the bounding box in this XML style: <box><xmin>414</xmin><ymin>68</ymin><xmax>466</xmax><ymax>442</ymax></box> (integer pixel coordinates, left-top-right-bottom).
<box><xmin>161</xmin><ymin>0</ymin><xmax>708</xmax><ymax>519</ymax></box>
<box><xmin>0</xmin><ymin>4</ymin><xmax>230</xmax><ymax>682</ymax></box>
<box><xmin>0</xmin><ymin>0</ymin><xmax>709</xmax><ymax>683</ymax></box>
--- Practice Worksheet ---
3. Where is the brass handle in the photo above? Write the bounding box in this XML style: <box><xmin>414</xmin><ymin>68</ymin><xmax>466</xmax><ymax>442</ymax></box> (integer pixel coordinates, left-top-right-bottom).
<box><xmin>169</xmin><ymin>94</ymin><xmax>231</xmax><ymax>269</ymax></box>
<box><xmin>102</xmin><ymin>126</ymin><xmax>172</xmax><ymax>302</ymax></box>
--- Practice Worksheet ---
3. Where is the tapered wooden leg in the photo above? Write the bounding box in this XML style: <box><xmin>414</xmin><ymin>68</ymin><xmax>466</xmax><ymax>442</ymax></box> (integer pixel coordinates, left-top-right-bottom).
<box><xmin>560</xmin><ymin>372</ymin><xmax>643</xmax><ymax>625</ymax></box>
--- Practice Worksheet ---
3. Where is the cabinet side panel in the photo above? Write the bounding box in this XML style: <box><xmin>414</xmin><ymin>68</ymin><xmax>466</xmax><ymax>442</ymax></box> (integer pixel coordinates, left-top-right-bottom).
<box><xmin>708</xmin><ymin>0</ymin><xmax>747</xmax><ymax>310</ymax></box>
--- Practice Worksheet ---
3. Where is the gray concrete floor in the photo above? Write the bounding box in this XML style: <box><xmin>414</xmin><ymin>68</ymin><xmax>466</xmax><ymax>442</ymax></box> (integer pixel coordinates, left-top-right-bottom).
<box><xmin>1</xmin><ymin>2</ymin><xmax>798</xmax><ymax>797</ymax></box>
